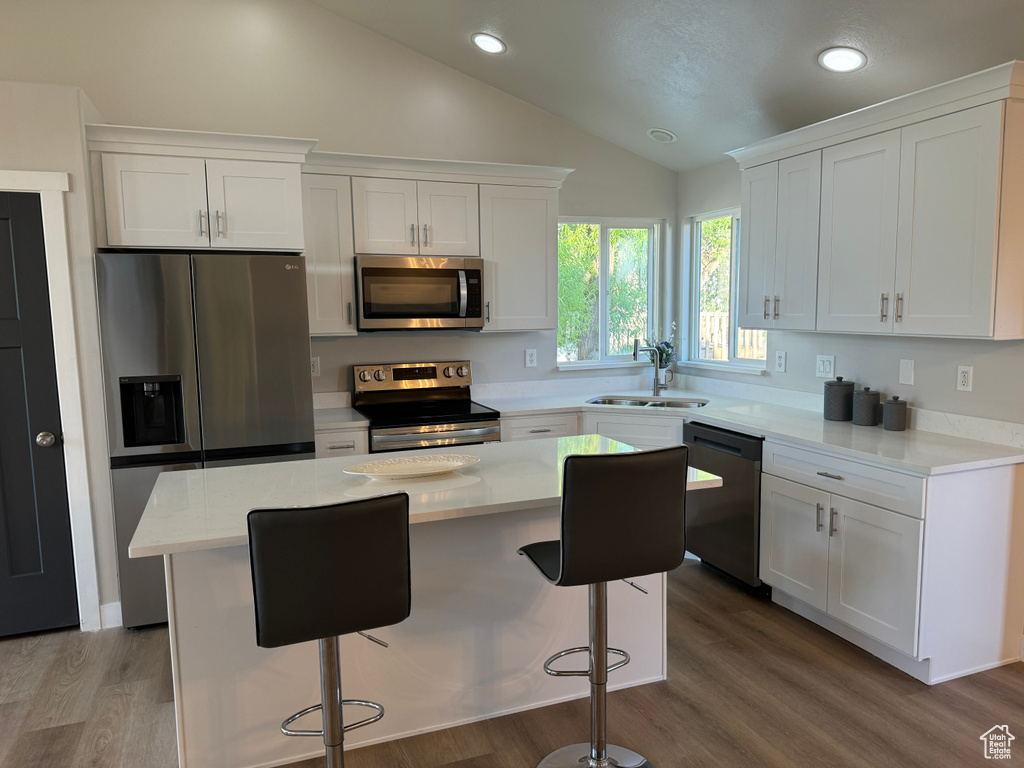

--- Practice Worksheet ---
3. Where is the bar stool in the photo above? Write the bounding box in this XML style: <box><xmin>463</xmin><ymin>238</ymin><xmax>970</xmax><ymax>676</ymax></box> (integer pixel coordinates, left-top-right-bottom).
<box><xmin>517</xmin><ymin>445</ymin><xmax>689</xmax><ymax>768</ymax></box>
<box><xmin>247</xmin><ymin>493</ymin><xmax>411</xmax><ymax>768</ymax></box>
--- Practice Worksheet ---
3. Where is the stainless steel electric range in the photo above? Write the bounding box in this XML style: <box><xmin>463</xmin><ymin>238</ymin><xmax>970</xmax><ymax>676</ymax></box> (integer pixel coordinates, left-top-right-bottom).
<box><xmin>351</xmin><ymin>361</ymin><xmax>500</xmax><ymax>453</ymax></box>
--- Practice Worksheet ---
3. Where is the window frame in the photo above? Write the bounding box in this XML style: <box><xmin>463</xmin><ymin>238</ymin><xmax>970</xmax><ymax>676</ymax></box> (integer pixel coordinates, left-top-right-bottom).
<box><xmin>556</xmin><ymin>217</ymin><xmax>660</xmax><ymax>368</ymax></box>
<box><xmin>686</xmin><ymin>207</ymin><xmax>766</xmax><ymax>372</ymax></box>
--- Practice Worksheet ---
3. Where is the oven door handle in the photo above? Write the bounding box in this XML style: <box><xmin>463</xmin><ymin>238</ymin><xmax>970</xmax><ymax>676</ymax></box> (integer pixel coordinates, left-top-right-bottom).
<box><xmin>458</xmin><ymin>270</ymin><xmax>468</xmax><ymax>318</ymax></box>
<box><xmin>373</xmin><ymin>425</ymin><xmax>500</xmax><ymax>445</ymax></box>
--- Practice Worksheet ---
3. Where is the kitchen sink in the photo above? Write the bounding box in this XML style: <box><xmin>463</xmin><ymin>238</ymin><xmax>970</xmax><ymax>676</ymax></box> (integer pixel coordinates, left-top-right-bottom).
<box><xmin>586</xmin><ymin>396</ymin><xmax>708</xmax><ymax>408</ymax></box>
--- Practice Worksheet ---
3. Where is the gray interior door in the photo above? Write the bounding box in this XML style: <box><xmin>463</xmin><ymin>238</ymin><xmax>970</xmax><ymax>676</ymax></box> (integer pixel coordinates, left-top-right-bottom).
<box><xmin>0</xmin><ymin>192</ymin><xmax>78</xmax><ymax>636</ymax></box>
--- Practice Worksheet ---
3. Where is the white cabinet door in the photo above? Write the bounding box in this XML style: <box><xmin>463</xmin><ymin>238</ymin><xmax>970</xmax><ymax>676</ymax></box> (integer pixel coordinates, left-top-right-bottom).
<box><xmin>759</xmin><ymin>475</ymin><xmax>830</xmax><ymax>611</ymax></box>
<box><xmin>418</xmin><ymin>181</ymin><xmax>479</xmax><ymax>256</ymax></box>
<box><xmin>480</xmin><ymin>185</ymin><xmax>558</xmax><ymax>332</ymax></box>
<box><xmin>817</xmin><ymin>131</ymin><xmax>901</xmax><ymax>333</ymax></box>
<box><xmin>736</xmin><ymin>163</ymin><xmax>778</xmax><ymax>330</ymax></box>
<box><xmin>101</xmin><ymin>153</ymin><xmax>210</xmax><ymax>248</ymax></box>
<box><xmin>580</xmin><ymin>413</ymin><xmax>683</xmax><ymax>450</ymax></box>
<box><xmin>773</xmin><ymin>151</ymin><xmax>821</xmax><ymax>331</ymax></box>
<box><xmin>894</xmin><ymin>103</ymin><xmax>1003</xmax><ymax>337</ymax></box>
<box><xmin>826</xmin><ymin>496</ymin><xmax>923</xmax><ymax>655</ymax></box>
<box><xmin>302</xmin><ymin>175</ymin><xmax>356</xmax><ymax>336</ymax></box>
<box><xmin>352</xmin><ymin>177</ymin><xmax>419</xmax><ymax>255</ymax></box>
<box><xmin>501</xmin><ymin>413</ymin><xmax>579</xmax><ymax>441</ymax></box>
<box><xmin>205</xmin><ymin>160</ymin><xmax>304</xmax><ymax>251</ymax></box>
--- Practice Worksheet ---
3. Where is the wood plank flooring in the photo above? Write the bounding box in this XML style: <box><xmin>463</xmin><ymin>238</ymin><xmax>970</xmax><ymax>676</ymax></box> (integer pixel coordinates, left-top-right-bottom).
<box><xmin>2</xmin><ymin>560</ymin><xmax>1023</xmax><ymax>767</ymax></box>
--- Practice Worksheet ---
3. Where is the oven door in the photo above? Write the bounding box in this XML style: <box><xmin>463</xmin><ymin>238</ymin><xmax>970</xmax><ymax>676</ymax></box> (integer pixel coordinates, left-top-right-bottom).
<box><xmin>356</xmin><ymin>256</ymin><xmax>484</xmax><ymax>330</ymax></box>
<box><xmin>370</xmin><ymin>421</ymin><xmax>500</xmax><ymax>452</ymax></box>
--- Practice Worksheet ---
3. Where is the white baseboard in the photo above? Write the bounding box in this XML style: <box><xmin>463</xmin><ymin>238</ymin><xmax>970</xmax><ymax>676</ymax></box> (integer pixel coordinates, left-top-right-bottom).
<box><xmin>99</xmin><ymin>601</ymin><xmax>122</xmax><ymax>629</ymax></box>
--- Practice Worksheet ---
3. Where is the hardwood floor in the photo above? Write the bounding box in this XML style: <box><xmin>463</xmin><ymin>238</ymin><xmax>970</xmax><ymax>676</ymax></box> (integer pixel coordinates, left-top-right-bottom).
<box><xmin>3</xmin><ymin>561</ymin><xmax>1022</xmax><ymax>767</ymax></box>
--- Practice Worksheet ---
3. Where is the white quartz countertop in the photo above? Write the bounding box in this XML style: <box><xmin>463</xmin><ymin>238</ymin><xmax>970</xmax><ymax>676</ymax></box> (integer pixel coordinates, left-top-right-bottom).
<box><xmin>315</xmin><ymin>407</ymin><xmax>369</xmax><ymax>430</ymax></box>
<box><xmin>484</xmin><ymin>388</ymin><xmax>1024</xmax><ymax>476</ymax></box>
<box><xmin>129</xmin><ymin>435</ymin><xmax>721</xmax><ymax>558</ymax></box>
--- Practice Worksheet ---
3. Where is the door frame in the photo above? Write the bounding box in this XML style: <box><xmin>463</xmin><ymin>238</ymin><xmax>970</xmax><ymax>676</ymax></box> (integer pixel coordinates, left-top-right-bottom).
<box><xmin>0</xmin><ymin>171</ymin><xmax>101</xmax><ymax>631</ymax></box>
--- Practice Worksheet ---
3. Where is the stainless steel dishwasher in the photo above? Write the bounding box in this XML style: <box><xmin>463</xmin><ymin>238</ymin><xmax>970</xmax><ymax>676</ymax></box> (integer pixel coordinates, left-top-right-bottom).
<box><xmin>683</xmin><ymin>422</ymin><xmax>765</xmax><ymax>588</ymax></box>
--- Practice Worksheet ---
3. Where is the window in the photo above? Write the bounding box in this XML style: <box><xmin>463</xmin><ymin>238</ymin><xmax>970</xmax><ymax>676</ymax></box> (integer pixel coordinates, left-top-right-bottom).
<box><xmin>557</xmin><ymin>219</ymin><xmax>657</xmax><ymax>365</ymax></box>
<box><xmin>689</xmin><ymin>210</ymin><xmax>766</xmax><ymax>366</ymax></box>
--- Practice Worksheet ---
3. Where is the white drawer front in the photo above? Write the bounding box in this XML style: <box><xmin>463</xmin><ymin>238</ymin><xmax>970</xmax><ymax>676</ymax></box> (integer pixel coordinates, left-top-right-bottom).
<box><xmin>501</xmin><ymin>413</ymin><xmax>579</xmax><ymax>442</ymax></box>
<box><xmin>315</xmin><ymin>430</ymin><xmax>369</xmax><ymax>458</ymax></box>
<box><xmin>763</xmin><ymin>441</ymin><xmax>925</xmax><ymax>518</ymax></box>
<box><xmin>581</xmin><ymin>413</ymin><xmax>684</xmax><ymax>450</ymax></box>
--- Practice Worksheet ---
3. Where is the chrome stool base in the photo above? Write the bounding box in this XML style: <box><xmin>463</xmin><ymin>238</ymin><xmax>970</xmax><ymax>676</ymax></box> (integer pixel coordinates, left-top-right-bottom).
<box><xmin>537</xmin><ymin>743</ymin><xmax>653</xmax><ymax>768</ymax></box>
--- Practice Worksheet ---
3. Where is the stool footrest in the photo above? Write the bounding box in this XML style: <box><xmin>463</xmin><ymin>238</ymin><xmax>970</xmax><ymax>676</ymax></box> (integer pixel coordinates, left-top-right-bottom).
<box><xmin>280</xmin><ymin>699</ymin><xmax>386</xmax><ymax>737</ymax></box>
<box><xmin>542</xmin><ymin>646</ymin><xmax>630</xmax><ymax>677</ymax></box>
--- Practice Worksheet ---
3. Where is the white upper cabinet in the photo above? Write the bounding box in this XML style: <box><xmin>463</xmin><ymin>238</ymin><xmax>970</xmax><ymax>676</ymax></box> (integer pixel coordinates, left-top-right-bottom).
<box><xmin>773</xmin><ymin>151</ymin><xmax>821</xmax><ymax>330</ymax></box>
<box><xmin>302</xmin><ymin>174</ymin><xmax>356</xmax><ymax>336</ymax></box>
<box><xmin>352</xmin><ymin>178</ymin><xmax>479</xmax><ymax>256</ymax></box>
<box><xmin>736</xmin><ymin>163</ymin><xmax>778</xmax><ymax>329</ymax></box>
<box><xmin>101</xmin><ymin>154</ymin><xmax>211</xmax><ymax>249</ymax></box>
<box><xmin>893</xmin><ymin>103</ymin><xmax>1003</xmax><ymax>337</ymax></box>
<box><xmin>417</xmin><ymin>182</ymin><xmax>480</xmax><ymax>257</ymax></box>
<box><xmin>205</xmin><ymin>160</ymin><xmax>304</xmax><ymax>251</ymax></box>
<box><xmin>480</xmin><ymin>185</ymin><xmax>558</xmax><ymax>332</ymax></box>
<box><xmin>351</xmin><ymin>178</ymin><xmax>419</xmax><ymax>255</ymax></box>
<box><xmin>816</xmin><ymin>131</ymin><xmax>901</xmax><ymax>334</ymax></box>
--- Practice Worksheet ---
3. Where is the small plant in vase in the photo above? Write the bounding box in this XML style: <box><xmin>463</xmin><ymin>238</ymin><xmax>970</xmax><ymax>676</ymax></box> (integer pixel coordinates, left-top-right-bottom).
<box><xmin>645</xmin><ymin>323</ymin><xmax>678</xmax><ymax>385</ymax></box>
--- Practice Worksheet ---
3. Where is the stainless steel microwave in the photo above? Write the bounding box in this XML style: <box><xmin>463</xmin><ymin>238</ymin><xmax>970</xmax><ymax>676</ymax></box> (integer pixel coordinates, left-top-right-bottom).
<box><xmin>355</xmin><ymin>256</ymin><xmax>484</xmax><ymax>330</ymax></box>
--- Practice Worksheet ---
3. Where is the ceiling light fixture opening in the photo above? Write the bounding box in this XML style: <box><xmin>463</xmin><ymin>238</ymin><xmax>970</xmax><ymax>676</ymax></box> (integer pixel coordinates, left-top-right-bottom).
<box><xmin>818</xmin><ymin>47</ymin><xmax>867</xmax><ymax>73</ymax></box>
<box><xmin>472</xmin><ymin>33</ymin><xmax>506</xmax><ymax>54</ymax></box>
<box><xmin>647</xmin><ymin>128</ymin><xmax>677</xmax><ymax>144</ymax></box>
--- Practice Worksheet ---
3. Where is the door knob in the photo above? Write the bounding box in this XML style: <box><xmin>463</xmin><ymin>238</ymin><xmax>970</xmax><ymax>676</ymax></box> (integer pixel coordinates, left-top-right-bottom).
<box><xmin>35</xmin><ymin>432</ymin><xmax>56</xmax><ymax>448</ymax></box>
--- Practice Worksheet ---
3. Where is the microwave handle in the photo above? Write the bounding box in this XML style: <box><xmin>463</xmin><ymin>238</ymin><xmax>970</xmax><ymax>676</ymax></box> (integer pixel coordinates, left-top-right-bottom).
<box><xmin>458</xmin><ymin>270</ymin><xmax>468</xmax><ymax>318</ymax></box>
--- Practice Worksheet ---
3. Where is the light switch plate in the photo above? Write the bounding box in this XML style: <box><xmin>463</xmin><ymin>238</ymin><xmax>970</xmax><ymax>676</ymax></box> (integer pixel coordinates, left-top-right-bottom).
<box><xmin>899</xmin><ymin>359</ymin><xmax>914</xmax><ymax>385</ymax></box>
<box><xmin>957</xmin><ymin>365</ymin><xmax>973</xmax><ymax>392</ymax></box>
<box><xmin>311</xmin><ymin>356</ymin><xmax>321</xmax><ymax>377</ymax></box>
<box><xmin>525</xmin><ymin>349</ymin><xmax>537</xmax><ymax>368</ymax></box>
<box><xmin>816</xmin><ymin>355</ymin><xmax>835</xmax><ymax>378</ymax></box>
<box><xmin>775</xmin><ymin>351</ymin><xmax>786</xmax><ymax>372</ymax></box>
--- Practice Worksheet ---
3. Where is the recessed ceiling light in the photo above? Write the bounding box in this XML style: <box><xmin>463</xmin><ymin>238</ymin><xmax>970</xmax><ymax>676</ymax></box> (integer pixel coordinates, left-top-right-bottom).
<box><xmin>647</xmin><ymin>128</ymin><xmax>677</xmax><ymax>144</ymax></box>
<box><xmin>472</xmin><ymin>33</ymin><xmax>506</xmax><ymax>54</ymax></box>
<box><xmin>818</xmin><ymin>47</ymin><xmax>867</xmax><ymax>73</ymax></box>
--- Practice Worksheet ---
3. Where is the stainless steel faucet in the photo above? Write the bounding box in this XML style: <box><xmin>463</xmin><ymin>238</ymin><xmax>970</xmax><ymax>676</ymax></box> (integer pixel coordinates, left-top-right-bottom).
<box><xmin>633</xmin><ymin>338</ymin><xmax>666</xmax><ymax>396</ymax></box>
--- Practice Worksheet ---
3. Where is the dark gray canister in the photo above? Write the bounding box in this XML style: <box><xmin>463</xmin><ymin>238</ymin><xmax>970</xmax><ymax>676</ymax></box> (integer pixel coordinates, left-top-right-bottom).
<box><xmin>823</xmin><ymin>376</ymin><xmax>855</xmax><ymax>421</ymax></box>
<box><xmin>853</xmin><ymin>387</ymin><xmax>881</xmax><ymax>426</ymax></box>
<box><xmin>883</xmin><ymin>395</ymin><xmax>908</xmax><ymax>431</ymax></box>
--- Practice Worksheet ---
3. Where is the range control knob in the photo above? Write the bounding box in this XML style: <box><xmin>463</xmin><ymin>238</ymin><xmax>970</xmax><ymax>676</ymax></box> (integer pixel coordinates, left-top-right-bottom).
<box><xmin>374</xmin><ymin>369</ymin><xmax>387</xmax><ymax>382</ymax></box>
<box><xmin>457</xmin><ymin>365</ymin><xmax>469</xmax><ymax>377</ymax></box>
<box><xmin>358</xmin><ymin>370</ymin><xmax>372</xmax><ymax>382</ymax></box>
<box><xmin>443</xmin><ymin>366</ymin><xmax>456</xmax><ymax>378</ymax></box>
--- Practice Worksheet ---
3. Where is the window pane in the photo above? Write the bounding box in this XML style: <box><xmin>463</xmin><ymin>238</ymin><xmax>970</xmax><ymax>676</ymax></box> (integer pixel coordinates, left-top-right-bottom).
<box><xmin>557</xmin><ymin>223</ymin><xmax>600</xmax><ymax>362</ymax></box>
<box><xmin>607</xmin><ymin>228</ymin><xmax>649</xmax><ymax>356</ymax></box>
<box><xmin>736</xmin><ymin>327</ymin><xmax>767</xmax><ymax>360</ymax></box>
<box><xmin>696</xmin><ymin>216</ymin><xmax>732</xmax><ymax>360</ymax></box>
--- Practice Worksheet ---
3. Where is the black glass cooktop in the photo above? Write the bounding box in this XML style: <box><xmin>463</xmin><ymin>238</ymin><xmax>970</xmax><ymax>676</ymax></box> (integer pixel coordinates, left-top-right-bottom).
<box><xmin>353</xmin><ymin>399</ymin><xmax>500</xmax><ymax>430</ymax></box>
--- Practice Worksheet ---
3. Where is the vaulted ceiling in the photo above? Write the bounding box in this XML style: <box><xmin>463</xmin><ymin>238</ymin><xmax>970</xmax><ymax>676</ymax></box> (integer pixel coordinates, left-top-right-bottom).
<box><xmin>312</xmin><ymin>0</ymin><xmax>1024</xmax><ymax>171</ymax></box>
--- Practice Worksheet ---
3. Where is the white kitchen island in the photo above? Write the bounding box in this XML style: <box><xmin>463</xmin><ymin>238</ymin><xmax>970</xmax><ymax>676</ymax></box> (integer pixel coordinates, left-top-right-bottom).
<box><xmin>129</xmin><ymin>435</ymin><xmax>721</xmax><ymax>768</ymax></box>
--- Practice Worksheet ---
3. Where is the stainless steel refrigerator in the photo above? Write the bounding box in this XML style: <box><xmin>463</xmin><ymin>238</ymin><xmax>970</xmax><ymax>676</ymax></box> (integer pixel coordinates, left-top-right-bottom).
<box><xmin>96</xmin><ymin>252</ymin><xmax>314</xmax><ymax>627</ymax></box>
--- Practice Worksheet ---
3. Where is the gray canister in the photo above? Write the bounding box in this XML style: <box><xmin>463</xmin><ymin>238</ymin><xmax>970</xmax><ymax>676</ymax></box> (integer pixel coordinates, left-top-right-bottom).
<box><xmin>883</xmin><ymin>395</ymin><xmax>908</xmax><ymax>431</ymax></box>
<box><xmin>853</xmin><ymin>387</ymin><xmax>880</xmax><ymax>426</ymax></box>
<box><xmin>824</xmin><ymin>376</ymin><xmax>855</xmax><ymax>421</ymax></box>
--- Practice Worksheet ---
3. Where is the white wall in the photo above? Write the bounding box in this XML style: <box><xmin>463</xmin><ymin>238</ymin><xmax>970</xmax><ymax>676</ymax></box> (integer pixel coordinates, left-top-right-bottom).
<box><xmin>0</xmin><ymin>0</ymin><xmax>679</xmax><ymax>606</ymax></box>
<box><xmin>676</xmin><ymin>159</ymin><xmax>1024</xmax><ymax>423</ymax></box>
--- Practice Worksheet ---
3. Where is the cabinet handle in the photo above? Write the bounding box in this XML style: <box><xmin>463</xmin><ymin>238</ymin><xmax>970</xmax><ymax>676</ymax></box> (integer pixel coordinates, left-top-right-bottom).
<box><xmin>773</xmin><ymin>295</ymin><xmax>779</xmax><ymax>320</ymax></box>
<box><xmin>485</xmin><ymin>301</ymin><xmax>491</xmax><ymax>323</ymax></box>
<box><xmin>529</xmin><ymin>428</ymin><xmax>552</xmax><ymax>434</ymax></box>
<box><xmin>347</xmin><ymin>302</ymin><xmax>352</xmax><ymax>325</ymax></box>
<box><xmin>327</xmin><ymin>441</ymin><xmax>355</xmax><ymax>451</ymax></box>
<box><xmin>410</xmin><ymin>223</ymin><xmax>416</xmax><ymax>246</ymax></box>
<box><xmin>895</xmin><ymin>293</ymin><xmax>903</xmax><ymax>322</ymax></box>
<box><xmin>815</xmin><ymin>503</ymin><xmax>824</xmax><ymax>532</ymax></box>
<box><xmin>197</xmin><ymin>209</ymin><xmax>206</xmax><ymax>237</ymax></box>
<box><xmin>880</xmin><ymin>293</ymin><xmax>888</xmax><ymax>322</ymax></box>
<box><xmin>763</xmin><ymin>296</ymin><xmax>769</xmax><ymax>320</ymax></box>
<box><xmin>829</xmin><ymin>507</ymin><xmax>838</xmax><ymax>537</ymax></box>
<box><xmin>214</xmin><ymin>210</ymin><xmax>225</xmax><ymax>238</ymax></box>
<box><xmin>816</xmin><ymin>471</ymin><xmax>843</xmax><ymax>481</ymax></box>
<box><xmin>423</xmin><ymin>224</ymin><xmax>429</xmax><ymax>248</ymax></box>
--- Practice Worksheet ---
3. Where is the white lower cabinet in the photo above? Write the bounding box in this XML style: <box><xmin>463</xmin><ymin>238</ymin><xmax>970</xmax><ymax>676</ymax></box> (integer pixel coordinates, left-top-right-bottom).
<box><xmin>760</xmin><ymin>475</ymin><xmax>830</xmax><ymax>611</ymax></box>
<box><xmin>314</xmin><ymin>429</ymin><xmax>368</xmax><ymax>458</ymax></box>
<box><xmin>580</xmin><ymin>412</ymin><xmax>683</xmax><ymax>450</ymax></box>
<box><xmin>500</xmin><ymin>413</ymin><xmax>579</xmax><ymax>442</ymax></box>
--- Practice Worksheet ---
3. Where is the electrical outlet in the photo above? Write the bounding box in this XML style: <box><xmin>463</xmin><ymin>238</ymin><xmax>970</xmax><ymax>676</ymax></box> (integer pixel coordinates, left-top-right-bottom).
<box><xmin>774</xmin><ymin>351</ymin><xmax>786</xmax><ymax>372</ymax></box>
<box><xmin>816</xmin><ymin>355</ymin><xmax>835</xmax><ymax>378</ymax></box>
<box><xmin>899</xmin><ymin>359</ymin><xmax>915</xmax><ymax>385</ymax></box>
<box><xmin>957</xmin><ymin>365</ymin><xmax>973</xmax><ymax>392</ymax></box>
<box><xmin>311</xmin><ymin>356</ymin><xmax>320</xmax><ymax>377</ymax></box>
<box><xmin>525</xmin><ymin>349</ymin><xmax>537</xmax><ymax>368</ymax></box>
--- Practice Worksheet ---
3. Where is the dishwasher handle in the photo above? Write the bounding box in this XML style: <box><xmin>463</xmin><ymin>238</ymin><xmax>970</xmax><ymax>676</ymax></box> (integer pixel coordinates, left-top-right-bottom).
<box><xmin>688</xmin><ymin>435</ymin><xmax>743</xmax><ymax>457</ymax></box>
<box><xmin>683</xmin><ymin>422</ymin><xmax>763</xmax><ymax>461</ymax></box>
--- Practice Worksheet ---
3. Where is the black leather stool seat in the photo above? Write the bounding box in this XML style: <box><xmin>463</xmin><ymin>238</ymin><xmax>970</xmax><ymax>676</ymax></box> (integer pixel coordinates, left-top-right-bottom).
<box><xmin>518</xmin><ymin>540</ymin><xmax>560</xmax><ymax>582</ymax></box>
